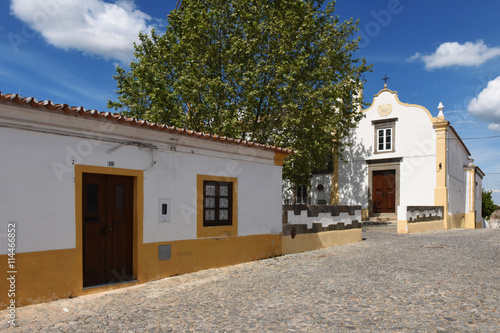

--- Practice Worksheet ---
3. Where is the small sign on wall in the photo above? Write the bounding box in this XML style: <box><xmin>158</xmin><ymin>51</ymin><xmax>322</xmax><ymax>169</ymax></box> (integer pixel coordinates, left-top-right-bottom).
<box><xmin>158</xmin><ymin>198</ymin><xmax>171</xmax><ymax>222</ymax></box>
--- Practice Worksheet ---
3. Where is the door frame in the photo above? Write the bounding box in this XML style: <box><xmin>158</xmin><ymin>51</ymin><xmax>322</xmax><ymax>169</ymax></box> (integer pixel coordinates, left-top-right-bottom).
<box><xmin>366</xmin><ymin>158</ymin><xmax>401</xmax><ymax>216</ymax></box>
<box><xmin>75</xmin><ymin>165</ymin><xmax>144</xmax><ymax>290</ymax></box>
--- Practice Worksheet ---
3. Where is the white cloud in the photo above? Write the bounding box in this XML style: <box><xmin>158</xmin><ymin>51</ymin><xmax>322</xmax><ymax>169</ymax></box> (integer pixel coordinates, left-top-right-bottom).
<box><xmin>10</xmin><ymin>0</ymin><xmax>156</xmax><ymax>63</ymax></box>
<box><xmin>468</xmin><ymin>76</ymin><xmax>500</xmax><ymax>126</ymax></box>
<box><xmin>488</xmin><ymin>124</ymin><xmax>500</xmax><ymax>132</ymax></box>
<box><xmin>409</xmin><ymin>40</ymin><xmax>500</xmax><ymax>70</ymax></box>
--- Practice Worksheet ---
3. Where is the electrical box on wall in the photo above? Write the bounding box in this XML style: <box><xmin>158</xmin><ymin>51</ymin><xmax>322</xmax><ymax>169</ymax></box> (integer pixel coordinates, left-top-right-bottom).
<box><xmin>158</xmin><ymin>198</ymin><xmax>171</xmax><ymax>222</ymax></box>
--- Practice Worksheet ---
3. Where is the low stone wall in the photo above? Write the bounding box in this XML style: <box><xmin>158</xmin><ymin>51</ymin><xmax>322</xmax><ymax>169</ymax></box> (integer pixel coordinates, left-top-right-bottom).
<box><xmin>283</xmin><ymin>205</ymin><xmax>362</xmax><ymax>229</ymax></box>
<box><xmin>397</xmin><ymin>206</ymin><xmax>445</xmax><ymax>234</ymax></box>
<box><xmin>282</xmin><ymin>205</ymin><xmax>362</xmax><ymax>254</ymax></box>
<box><xmin>406</xmin><ymin>206</ymin><xmax>443</xmax><ymax>222</ymax></box>
<box><xmin>282</xmin><ymin>229</ymin><xmax>362</xmax><ymax>255</ymax></box>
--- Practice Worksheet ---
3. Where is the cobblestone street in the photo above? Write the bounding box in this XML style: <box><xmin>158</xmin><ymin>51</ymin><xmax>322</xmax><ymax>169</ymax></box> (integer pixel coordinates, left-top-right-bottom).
<box><xmin>3</xmin><ymin>225</ymin><xmax>499</xmax><ymax>332</ymax></box>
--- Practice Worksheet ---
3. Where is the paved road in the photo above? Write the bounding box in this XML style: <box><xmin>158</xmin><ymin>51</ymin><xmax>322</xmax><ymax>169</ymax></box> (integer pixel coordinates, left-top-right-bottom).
<box><xmin>2</xmin><ymin>225</ymin><xmax>500</xmax><ymax>332</ymax></box>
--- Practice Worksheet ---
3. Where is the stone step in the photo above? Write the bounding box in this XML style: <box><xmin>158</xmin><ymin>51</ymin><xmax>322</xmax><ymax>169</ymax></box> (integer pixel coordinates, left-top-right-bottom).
<box><xmin>362</xmin><ymin>215</ymin><xmax>397</xmax><ymax>225</ymax></box>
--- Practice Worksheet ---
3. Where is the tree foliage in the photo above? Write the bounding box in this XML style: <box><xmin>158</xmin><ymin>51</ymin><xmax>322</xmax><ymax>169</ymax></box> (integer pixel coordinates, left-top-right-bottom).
<box><xmin>482</xmin><ymin>189</ymin><xmax>497</xmax><ymax>219</ymax></box>
<box><xmin>108</xmin><ymin>0</ymin><xmax>371</xmax><ymax>184</ymax></box>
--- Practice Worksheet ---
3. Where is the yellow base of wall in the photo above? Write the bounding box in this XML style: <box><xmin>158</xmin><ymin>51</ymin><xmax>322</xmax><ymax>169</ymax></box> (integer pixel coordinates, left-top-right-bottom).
<box><xmin>464</xmin><ymin>212</ymin><xmax>476</xmax><ymax>229</ymax></box>
<box><xmin>0</xmin><ymin>234</ymin><xmax>281</xmax><ymax>309</ymax></box>
<box><xmin>475</xmin><ymin>221</ymin><xmax>482</xmax><ymax>229</ymax></box>
<box><xmin>397</xmin><ymin>220</ymin><xmax>445</xmax><ymax>234</ymax></box>
<box><xmin>282</xmin><ymin>229</ymin><xmax>362</xmax><ymax>255</ymax></box>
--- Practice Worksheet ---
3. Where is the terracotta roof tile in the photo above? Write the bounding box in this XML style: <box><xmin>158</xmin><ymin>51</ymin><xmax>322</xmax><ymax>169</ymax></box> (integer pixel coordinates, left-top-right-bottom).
<box><xmin>0</xmin><ymin>92</ymin><xmax>294</xmax><ymax>155</ymax></box>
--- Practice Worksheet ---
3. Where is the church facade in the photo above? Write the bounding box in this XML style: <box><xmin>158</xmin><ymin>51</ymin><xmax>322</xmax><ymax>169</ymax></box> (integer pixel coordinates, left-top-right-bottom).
<box><xmin>332</xmin><ymin>85</ymin><xmax>484</xmax><ymax>230</ymax></box>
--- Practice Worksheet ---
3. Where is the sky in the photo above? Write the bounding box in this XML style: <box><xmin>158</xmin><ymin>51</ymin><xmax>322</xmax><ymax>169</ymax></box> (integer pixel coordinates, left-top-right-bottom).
<box><xmin>1</xmin><ymin>0</ymin><xmax>499</xmax><ymax>204</ymax></box>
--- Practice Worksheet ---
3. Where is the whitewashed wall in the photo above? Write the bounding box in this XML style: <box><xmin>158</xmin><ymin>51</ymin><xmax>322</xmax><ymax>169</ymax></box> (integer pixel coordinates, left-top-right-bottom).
<box><xmin>475</xmin><ymin>171</ymin><xmax>483</xmax><ymax>223</ymax></box>
<box><xmin>310</xmin><ymin>174</ymin><xmax>332</xmax><ymax>205</ymax></box>
<box><xmin>0</xmin><ymin>105</ymin><xmax>283</xmax><ymax>254</ymax></box>
<box><xmin>447</xmin><ymin>129</ymin><xmax>469</xmax><ymax>215</ymax></box>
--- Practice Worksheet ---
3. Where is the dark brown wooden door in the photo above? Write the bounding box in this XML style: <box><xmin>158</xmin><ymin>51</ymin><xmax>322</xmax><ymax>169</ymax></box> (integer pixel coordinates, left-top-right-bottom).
<box><xmin>83</xmin><ymin>173</ymin><xmax>133</xmax><ymax>287</ymax></box>
<box><xmin>372</xmin><ymin>170</ymin><xmax>396</xmax><ymax>213</ymax></box>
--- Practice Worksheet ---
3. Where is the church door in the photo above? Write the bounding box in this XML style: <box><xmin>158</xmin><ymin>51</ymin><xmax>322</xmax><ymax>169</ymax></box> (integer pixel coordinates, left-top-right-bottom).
<box><xmin>372</xmin><ymin>170</ymin><xmax>396</xmax><ymax>213</ymax></box>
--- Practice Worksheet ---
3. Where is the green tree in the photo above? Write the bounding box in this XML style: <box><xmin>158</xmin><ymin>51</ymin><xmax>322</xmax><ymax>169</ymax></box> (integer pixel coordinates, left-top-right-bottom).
<box><xmin>482</xmin><ymin>189</ymin><xmax>497</xmax><ymax>219</ymax></box>
<box><xmin>108</xmin><ymin>0</ymin><xmax>371</xmax><ymax>184</ymax></box>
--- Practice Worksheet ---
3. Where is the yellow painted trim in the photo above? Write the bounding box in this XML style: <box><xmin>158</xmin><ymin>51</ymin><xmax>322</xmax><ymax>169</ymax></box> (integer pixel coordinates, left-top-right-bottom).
<box><xmin>363</xmin><ymin>88</ymin><xmax>434</xmax><ymax>122</ymax></box>
<box><xmin>0</xmin><ymin>234</ymin><xmax>281</xmax><ymax>309</ymax></box>
<box><xmin>397</xmin><ymin>220</ymin><xmax>408</xmax><ymax>233</ymax></box>
<box><xmin>434</xmin><ymin>187</ymin><xmax>449</xmax><ymax>228</ymax></box>
<box><xmin>433</xmin><ymin>119</ymin><xmax>449</xmax><ymax>228</ymax></box>
<box><xmin>465</xmin><ymin>212</ymin><xmax>476</xmax><ymax>229</ymax></box>
<box><xmin>140</xmin><ymin>234</ymin><xmax>281</xmax><ymax>282</ymax></box>
<box><xmin>361</xmin><ymin>209</ymin><xmax>369</xmax><ymax>221</ymax></box>
<box><xmin>74</xmin><ymin>165</ymin><xmax>144</xmax><ymax>286</ymax></box>
<box><xmin>0</xmin><ymin>249</ymin><xmax>79</xmax><ymax>308</ymax></box>
<box><xmin>274</xmin><ymin>152</ymin><xmax>289</xmax><ymax>166</ymax></box>
<box><xmin>330</xmin><ymin>150</ymin><xmax>340</xmax><ymax>205</ymax></box>
<box><xmin>196</xmin><ymin>174</ymin><xmax>238</xmax><ymax>238</ymax></box>
<box><xmin>282</xmin><ymin>229</ymin><xmax>362</xmax><ymax>255</ymax></box>
<box><xmin>404</xmin><ymin>220</ymin><xmax>445</xmax><ymax>233</ymax></box>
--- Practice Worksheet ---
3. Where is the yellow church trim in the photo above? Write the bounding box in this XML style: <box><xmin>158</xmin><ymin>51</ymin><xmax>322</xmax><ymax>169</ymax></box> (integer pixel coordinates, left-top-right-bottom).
<box><xmin>330</xmin><ymin>150</ymin><xmax>340</xmax><ymax>205</ymax></box>
<box><xmin>433</xmin><ymin>118</ymin><xmax>449</xmax><ymax>228</ymax></box>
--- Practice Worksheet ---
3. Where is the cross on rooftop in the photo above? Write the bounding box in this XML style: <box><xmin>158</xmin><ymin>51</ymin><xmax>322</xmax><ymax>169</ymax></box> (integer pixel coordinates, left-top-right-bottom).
<box><xmin>382</xmin><ymin>75</ymin><xmax>390</xmax><ymax>86</ymax></box>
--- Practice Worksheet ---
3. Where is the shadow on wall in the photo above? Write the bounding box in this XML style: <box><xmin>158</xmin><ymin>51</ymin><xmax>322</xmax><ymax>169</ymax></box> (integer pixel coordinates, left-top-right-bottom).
<box><xmin>338</xmin><ymin>136</ymin><xmax>371</xmax><ymax>206</ymax></box>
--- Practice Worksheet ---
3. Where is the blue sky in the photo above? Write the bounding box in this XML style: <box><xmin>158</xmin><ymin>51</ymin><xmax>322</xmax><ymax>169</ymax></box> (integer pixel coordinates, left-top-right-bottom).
<box><xmin>1</xmin><ymin>0</ymin><xmax>500</xmax><ymax>204</ymax></box>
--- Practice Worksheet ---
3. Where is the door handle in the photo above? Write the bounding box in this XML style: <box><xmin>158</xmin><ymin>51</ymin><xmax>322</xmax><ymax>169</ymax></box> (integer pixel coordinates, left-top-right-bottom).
<box><xmin>108</xmin><ymin>225</ymin><xmax>113</xmax><ymax>232</ymax></box>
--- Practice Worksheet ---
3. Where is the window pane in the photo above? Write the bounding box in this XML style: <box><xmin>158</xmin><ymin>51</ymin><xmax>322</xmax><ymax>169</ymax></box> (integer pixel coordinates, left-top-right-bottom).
<box><xmin>220</xmin><ymin>198</ymin><xmax>228</xmax><ymax>208</ymax></box>
<box><xmin>219</xmin><ymin>185</ymin><xmax>229</xmax><ymax>196</ymax></box>
<box><xmin>205</xmin><ymin>185</ymin><xmax>216</xmax><ymax>196</ymax></box>
<box><xmin>219</xmin><ymin>209</ymin><xmax>228</xmax><ymax>220</ymax></box>
<box><xmin>386</xmin><ymin>129</ymin><xmax>392</xmax><ymax>150</ymax></box>
<box><xmin>115</xmin><ymin>185</ymin><xmax>125</xmax><ymax>213</ymax></box>
<box><xmin>379</xmin><ymin>143</ymin><xmax>384</xmax><ymax>151</ymax></box>
<box><xmin>205</xmin><ymin>209</ymin><xmax>215</xmax><ymax>221</ymax></box>
<box><xmin>205</xmin><ymin>197</ymin><xmax>215</xmax><ymax>208</ymax></box>
<box><xmin>87</xmin><ymin>184</ymin><xmax>98</xmax><ymax>213</ymax></box>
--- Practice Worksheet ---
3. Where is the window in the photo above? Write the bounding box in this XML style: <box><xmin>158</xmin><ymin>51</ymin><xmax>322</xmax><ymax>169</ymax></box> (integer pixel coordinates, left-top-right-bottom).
<box><xmin>197</xmin><ymin>175</ymin><xmax>238</xmax><ymax>238</ymax></box>
<box><xmin>373</xmin><ymin>119</ymin><xmax>397</xmax><ymax>154</ymax></box>
<box><xmin>377</xmin><ymin>128</ymin><xmax>392</xmax><ymax>152</ymax></box>
<box><xmin>295</xmin><ymin>185</ymin><xmax>308</xmax><ymax>205</ymax></box>
<box><xmin>203</xmin><ymin>181</ymin><xmax>232</xmax><ymax>226</ymax></box>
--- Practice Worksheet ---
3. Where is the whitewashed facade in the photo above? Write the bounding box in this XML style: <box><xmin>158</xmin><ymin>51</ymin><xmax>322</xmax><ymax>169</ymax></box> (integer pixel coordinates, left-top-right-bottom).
<box><xmin>0</xmin><ymin>92</ymin><xmax>290</xmax><ymax>308</ymax></box>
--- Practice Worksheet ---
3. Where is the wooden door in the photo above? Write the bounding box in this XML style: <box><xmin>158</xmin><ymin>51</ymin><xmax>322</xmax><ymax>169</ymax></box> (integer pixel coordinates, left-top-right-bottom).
<box><xmin>372</xmin><ymin>170</ymin><xmax>396</xmax><ymax>213</ymax></box>
<box><xmin>83</xmin><ymin>173</ymin><xmax>134</xmax><ymax>287</ymax></box>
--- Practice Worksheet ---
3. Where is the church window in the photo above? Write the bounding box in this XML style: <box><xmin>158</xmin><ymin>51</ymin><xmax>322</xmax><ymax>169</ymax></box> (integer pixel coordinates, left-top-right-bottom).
<box><xmin>373</xmin><ymin>119</ymin><xmax>397</xmax><ymax>154</ymax></box>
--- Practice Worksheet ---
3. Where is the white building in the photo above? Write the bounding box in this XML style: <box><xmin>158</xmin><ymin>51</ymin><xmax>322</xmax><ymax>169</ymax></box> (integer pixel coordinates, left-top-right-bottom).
<box><xmin>0</xmin><ymin>92</ymin><xmax>291</xmax><ymax>308</ymax></box>
<box><xmin>334</xmin><ymin>85</ymin><xmax>484</xmax><ymax>231</ymax></box>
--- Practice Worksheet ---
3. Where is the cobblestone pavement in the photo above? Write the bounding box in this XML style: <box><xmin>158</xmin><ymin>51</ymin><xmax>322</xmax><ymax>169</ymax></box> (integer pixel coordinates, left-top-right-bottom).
<box><xmin>3</xmin><ymin>225</ymin><xmax>500</xmax><ymax>332</ymax></box>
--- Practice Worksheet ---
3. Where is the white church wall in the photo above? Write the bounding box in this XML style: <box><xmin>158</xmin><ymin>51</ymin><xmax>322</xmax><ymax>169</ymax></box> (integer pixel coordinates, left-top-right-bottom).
<box><xmin>447</xmin><ymin>130</ymin><xmax>469</xmax><ymax>215</ymax></box>
<box><xmin>339</xmin><ymin>89</ymin><xmax>437</xmax><ymax>211</ymax></box>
